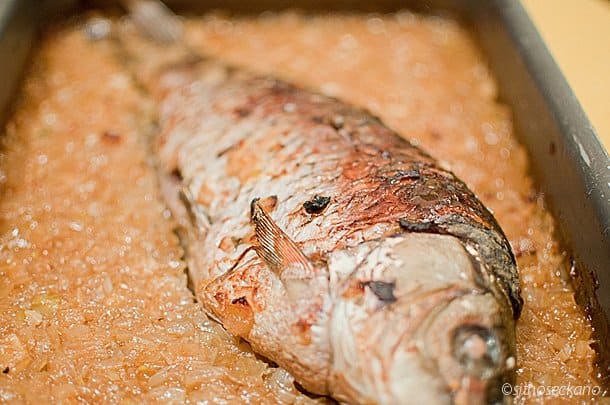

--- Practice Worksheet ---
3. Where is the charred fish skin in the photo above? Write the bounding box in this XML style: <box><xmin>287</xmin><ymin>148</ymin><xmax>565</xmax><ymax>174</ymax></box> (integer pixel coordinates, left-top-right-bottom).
<box><xmin>153</xmin><ymin>59</ymin><xmax>521</xmax><ymax>403</ymax></box>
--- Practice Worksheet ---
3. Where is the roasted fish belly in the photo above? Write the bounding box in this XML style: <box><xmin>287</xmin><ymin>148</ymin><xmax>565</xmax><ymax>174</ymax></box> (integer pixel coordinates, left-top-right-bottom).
<box><xmin>153</xmin><ymin>58</ymin><xmax>522</xmax><ymax>404</ymax></box>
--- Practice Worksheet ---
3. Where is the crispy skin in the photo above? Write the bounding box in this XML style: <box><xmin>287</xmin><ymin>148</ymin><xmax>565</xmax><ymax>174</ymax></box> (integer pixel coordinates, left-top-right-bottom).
<box><xmin>156</xmin><ymin>60</ymin><xmax>521</xmax><ymax>314</ymax></box>
<box><xmin>153</xmin><ymin>58</ymin><xmax>521</xmax><ymax>401</ymax></box>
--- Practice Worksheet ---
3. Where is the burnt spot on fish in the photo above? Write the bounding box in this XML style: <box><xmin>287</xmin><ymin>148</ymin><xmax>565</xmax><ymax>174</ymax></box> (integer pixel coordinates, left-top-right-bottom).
<box><xmin>169</xmin><ymin>168</ymin><xmax>183</xmax><ymax>182</ymax></box>
<box><xmin>383</xmin><ymin>169</ymin><xmax>421</xmax><ymax>184</ymax></box>
<box><xmin>303</xmin><ymin>195</ymin><xmax>331</xmax><ymax>214</ymax></box>
<box><xmin>364</xmin><ymin>280</ymin><xmax>397</xmax><ymax>304</ymax></box>
<box><xmin>387</xmin><ymin>169</ymin><xmax>421</xmax><ymax>183</ymax></box>
<box><xmin>2</xmin><ymin>367</ymin><xmax>9</xmax><ymax>374</ymax></box>
<box><xmin>216</xmin><ymin>290</ymin><xmax>254</xmax><ymax>337</ymax></box>
<box><xmin>398</xmin><ymin>219</ymin><xmax>439</xmax><ymax>233</ymax></box>
<box><xmin>231</xmin><ymin>296</ymin><xmax>249</xmax><ymax>306</ymax></box>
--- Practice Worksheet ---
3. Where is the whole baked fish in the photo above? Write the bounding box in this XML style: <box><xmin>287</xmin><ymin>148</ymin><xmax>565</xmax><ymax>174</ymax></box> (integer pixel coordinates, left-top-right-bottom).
<box><xmin>152</xmin><ymin>60</ymin><xmax>522</xmax><ymax>403</ymax></box>
<box><xmin>117</xmin><ymin>8</ymin><xmax>522</xmax><ymax>405</ymax></box>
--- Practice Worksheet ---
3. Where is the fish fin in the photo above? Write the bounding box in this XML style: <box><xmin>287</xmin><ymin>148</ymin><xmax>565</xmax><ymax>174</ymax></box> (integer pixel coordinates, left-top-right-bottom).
<box><xmin>250</xmin><ymin>198</ymin><xmax>313</xmax><ymax>276</ymax></box>
<box><xmin>179</xmin><ymin>186</ymin><xmax>211</xmax><ymax>232</ymax></box>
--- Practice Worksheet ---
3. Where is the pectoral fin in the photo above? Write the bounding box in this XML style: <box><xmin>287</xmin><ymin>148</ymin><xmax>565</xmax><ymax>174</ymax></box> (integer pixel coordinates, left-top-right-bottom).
<box><xmin>250</xmin><ymin>197</ymin><xmax>314</xmax><ymax>278</ymax></box>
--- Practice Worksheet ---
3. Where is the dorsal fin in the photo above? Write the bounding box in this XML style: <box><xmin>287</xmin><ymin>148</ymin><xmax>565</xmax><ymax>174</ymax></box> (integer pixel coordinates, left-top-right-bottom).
<box><xmin>250</xmin><ymin>197</ymin><xmax>313</xmax><ymax>276</ymax></box>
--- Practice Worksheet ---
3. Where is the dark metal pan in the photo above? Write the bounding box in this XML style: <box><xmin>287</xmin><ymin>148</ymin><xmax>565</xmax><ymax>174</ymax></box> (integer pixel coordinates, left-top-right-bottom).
<box><xmin>1</xmin><ymin>0</ymin><xmax>608</xmax><ymax>381</ymax></box>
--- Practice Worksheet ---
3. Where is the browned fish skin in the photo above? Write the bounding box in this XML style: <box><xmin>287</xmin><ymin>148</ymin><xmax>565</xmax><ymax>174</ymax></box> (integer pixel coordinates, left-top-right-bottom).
<box><xmin>157</xmin><ymin>59</ymin><xmax>521</xmax><ymax>311</ymax></box>
<box><xmin>152</xmin><ymin>57</ymin><xmax>521</xmax><ymax>403</ymax></box>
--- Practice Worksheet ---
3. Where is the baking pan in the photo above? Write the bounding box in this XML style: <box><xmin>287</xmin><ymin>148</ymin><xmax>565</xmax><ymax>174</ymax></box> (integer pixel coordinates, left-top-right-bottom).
<box><xmin>1</xmin><ymin>0</ymin><xmax>609</xmax><ymax>381</ymax></box>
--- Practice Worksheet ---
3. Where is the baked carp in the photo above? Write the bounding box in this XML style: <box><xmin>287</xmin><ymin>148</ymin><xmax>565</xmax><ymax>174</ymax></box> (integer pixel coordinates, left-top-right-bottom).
<box><xmin>117</xmin><ymin>6</ymin><xmax>522</xmax><ymax>403</ymax></box>
<box><xmin>148</xmin><ymin>57</ymin><xmax>522</xmax><ymax>404</ymax></box>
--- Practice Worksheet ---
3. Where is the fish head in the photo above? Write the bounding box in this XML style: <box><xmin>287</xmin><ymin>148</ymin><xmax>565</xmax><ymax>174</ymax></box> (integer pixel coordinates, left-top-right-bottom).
<box><xmin>419</xmin><ymin>282</ymin><xmax>516</xmax><ymax>404</ymax></box>
<box><xmin>328</xmin><ymin>233</ymin><xmax>516</xmax><ymax>404</ymax></box>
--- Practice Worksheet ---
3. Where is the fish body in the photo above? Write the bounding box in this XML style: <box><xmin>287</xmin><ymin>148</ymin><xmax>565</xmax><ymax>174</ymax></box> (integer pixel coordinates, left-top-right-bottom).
<box><xmin>149</xmin><ymin>56</ymin><xmax>521</xmax><ymax>404</ymax></box>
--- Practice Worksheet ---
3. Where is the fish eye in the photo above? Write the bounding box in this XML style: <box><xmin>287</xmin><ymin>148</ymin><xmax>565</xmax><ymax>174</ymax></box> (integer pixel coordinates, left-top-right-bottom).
<box><xmin>452</xmin><ymin>325</ymin><xmax>501</xmax><ymax>379</ymax></box>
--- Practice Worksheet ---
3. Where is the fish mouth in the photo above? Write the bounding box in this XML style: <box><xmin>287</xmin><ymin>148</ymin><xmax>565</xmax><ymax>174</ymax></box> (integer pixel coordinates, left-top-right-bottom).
<box><xmin>453</xmin><ymin>325</ymin><xmax>502</xmax><ymax>381</ymax></box>
<box><xmin>390</xmin><ymin>238</ymin><xmax>516</xmax><ymax>404</ymax></box>
<box><xmin>451</xmin><ymin>325</ymin><xmax>509</xmax><ymax>404</ymax></box>
<box><xmin>419</xmin><ymin>292</ymin><xmax>514</xmax><ymax>404</ymax></box>
<box><xmin>385</xmin><ymin>281</ymin><xmax>512</xmax><ymax>403</ymax></box>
